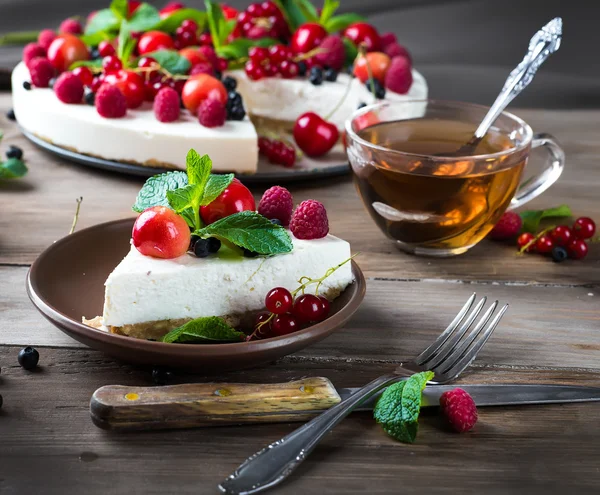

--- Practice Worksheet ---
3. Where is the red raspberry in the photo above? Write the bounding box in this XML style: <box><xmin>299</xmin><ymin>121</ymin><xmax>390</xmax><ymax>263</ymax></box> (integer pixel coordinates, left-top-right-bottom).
<box><xmin>314</xmin><ymin>35</ymin><xmax>345</xmax><ymax>71</ymax></box>
<box><xmin>59</xmin><ymin>18</ymin><xmax>83</xmax><ymax>35</ymax></box>
<box><xmin>439</xmin><ymin>388</ymin><xmax>478</xmax><ymax>433</ymax></box>
<box><xmin>384</xmin><ymin>56</ymin><xmax>413</xmax><ymax>94</ymax></box>
<box><xmin>190</xmin><ymin>62</ymin><xmax>214</xmax><ymax>76</ymax></box>
<box><xmin>23</xmin><ymin>42</ymin><xmax>47</xmax><ymax>67</ymax></box>
<box><xmin>95</xmin><ymin>83</ymin><xmax>127</xmax><ymax>118</ymax></box>
<box><xmin>258</xmin><ymin>186</ymin><xmax>293</xmax><ymax>226</ymax></box>
<box><xmin>384</xmin><ymin>42</ymin><xmax>412</xmax><ymax>63</ymax></box>
<box><xmin>54</xmin><ymin>71</ymin><xmax>84</xmax><ymax>103</ymax></box>
<box><xmin>38</xmin><ymin>29</ymin><xmax>57</xmax><ymax>51</ymax></box>
<box><xmin>488</xmin><ymin>211</ymin><xmax>523</xmax><ymax>240</ymax></box>
<box><xmin>198</xmin><ymin>46</ymin><xmax>219</xmax><ymax>70</ymax></box>
<box><xmin>198</xmin><ymin>98</ymin><xmax>226</xmax><ymax>127</ymax></box>
<box><xmin>379</xmin><ymin>32</ymin><xmax>397</xmax><ymax>48</ymax></box>
<box><xmin>258</xmin><ymin>136</ymin><xmax>272</xmax><ymax>155</ymax></box>
<box><xmin>153</xmin><ymin>87</ymin><xmax>180</xmax><ymax>123</ymax></box>
<box><xmin>290</xmin><ymin>200</ymin><xmax>329</xmax><ymax>240</ymax></box>
<box><xmin>28</xmin><ymin>57</ymin><xmax>55</xmax><ymax>88</ymax></box>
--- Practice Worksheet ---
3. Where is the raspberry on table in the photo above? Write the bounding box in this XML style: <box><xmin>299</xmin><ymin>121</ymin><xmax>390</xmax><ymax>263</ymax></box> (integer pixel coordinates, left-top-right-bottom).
<box><xmin>28</xmin><ymin>57</ymin><xmax>55</xmax><ymax>88</ymax></box>
<box><xmin>37</xmin><ymin>29</ymin><xmax>57</xmax><ymax>51</ymax></box>
<box><xmin>59</xmin><ymin>18</ymin><xmax>83</xmax><ymax>35</ymax></box>
<box><xmin>314</xmin><ymin>35</ymin><xmax>345</xmax><ymax>71</ymax></box>
<box><xmin>290</xmin><ymin>200</ymin><xmax>329</xmax><ymax>240</ymax></box>
<box><xmin>384</xmin><ymin>56</ymin><xmax>413</xmax><ymax>94</ymax></box>
<box><xmin>439</xmin><ymin>387</ymin><xmax>478</xmax><ymax>433</ymax></box>
<box><xmin>23</xmin><ymin>42</ymin><xmax>46</xmax><ymax>67</ymax></box>
<box><xmin>198</xmin><ymin>98</ymin><xmax>227</xmax><ymax>127</ymax></box>
<box><xmin>488</xmin><ymin>211</ymin><xmax>523</xmax><ymax>240</ymax></box>
<box><xmin>258</xmin><ymin>186</ymin><xmax>294</xmax><ymax>226</ymax></box>
<box><xmin>54</xmin><ymin>71</ymin><xmax>84</xmax><ymax>104</ymax></box>
<box><xmin>95</xmin><ymin>83</ymin><xmax>127</xmax><ymax>118</ymax></box>
<box><xmin>153</xmin><ymin>87</ymin><xmax>180</xmax><ymax>123</ymax></box>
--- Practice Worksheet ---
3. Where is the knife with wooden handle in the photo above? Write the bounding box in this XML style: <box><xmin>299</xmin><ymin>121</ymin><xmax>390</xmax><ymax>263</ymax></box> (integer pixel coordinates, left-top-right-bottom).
<box><xmin>90</xmin><ymin>377</ymin><xmax>600</xmax><ymax>431</ymax></box>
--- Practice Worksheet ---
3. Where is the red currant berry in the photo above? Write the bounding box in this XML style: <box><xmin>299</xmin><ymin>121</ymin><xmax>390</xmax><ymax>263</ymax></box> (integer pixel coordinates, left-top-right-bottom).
<box><xmin>265</xmin><ymin>287</ymin><xmax>293</xmax><ymax>314</ymax></box>
<box><xmin>253</xmin><ymin>311</ymin><xmax>272</xmax><ymax>338</ymax></box>
<box><xmin>271</xmin><ymin>313</ymin><xmax>299</xmax><ymax>336</ymax></box>
<box><xmin>264</xmin><ymin>63</ymin><xmax>278</xmax><ymax>77</ymax></box>
<box><xmin>279</xmin><ymin>60</ymin><xmax>298</xmax><ymax>79</ymax></box>
<box><xmin>318</xmin><ymin>296</ymin><xmax>330</xmax><ymax>318</ymax></box>
<box><xmin>549</xmin><ymin>225</ymin><xmax>573</xmax><ymax>247</ymax></box>
<box><xmin>175</xmin><ymin>27</ymin><xmax>197</xmax><ymax>49</ymax></box>
<box><xmin>573</xmin><ymin>217</ymin><xmax>596</xmax><ymax>239</ymax></box>
<box><xmin>261</xmin><ymin>1</ymin><xmax>279</xmax><ymax>16</ymax></box>
<box><xmin>246</xmin><ymin>3</ymin><xmax>265</xmax><ymax>17</ymax></box>
<box><xmin>98</xmin><ymin>40</ymin><xmax>115</xmax><ymax>57</ymax></box>
<box><xmin>199</xmin><ymin>178</ymin><xmax>256</xmax><ymax>224</ymax></box>
<box><xmin>90</xmin><ymin>76</ymin><xmax>104</xmax><ymax>92</ymax></box>
<box><xmin>198</xmin><ymin>32</ymin><xmax>213</xmax><ymax>46</ymax></box>
<box><xmin>567</xmin><ymin>238</ymin><xmax>588</xmax><ymax>260</ymax></box>
<box><xmin>268</xmin><ymin>44</ymin><xmax>291</xmax><ymax>63</ymax></box>
<box><xmin>132</xmin><ymin>206</ymin><xmax>191</xmax><ymax>259</ymax></box>
<box><xmin>245</xmin><ymin>60</ymin><xmax>266</xmax><ymax>80</ymax></box>
<box><xmin>249</xmin><ymin>46</ymin><xmax>269</xmax><ymax>64</ymax></box>
<box><xmin>293</xmin><ymin>294</ymin><xmax>325</xmax><ymax>322</ymax></box>
<box><xmin>535</xmin><ymin>235</ymin><xmax>554</xmax><ymax>254</ymax></box>
<box><xmin>517</xmin><ymin>232</ymin><xmax>536</xmax><ymax>252</ymax></box>
<box><xmin>180</xmin><ymin>19</ymin><xmax>199</xmax><ymax>33</ymax></box>
<box><xmin>217</xmin><ymin>57</ymin><xmax>228</xmax><ymax>71</ymax></box>
<box><xmin>102</xmin><ymin>55</ymin><xmax>122</xmax><ymax>73</ymax></box>
<box><xmin>72</xmin><ymin>66</ymin><xmax>94</xmax><ymax>86</ymax></box>
<box><xmin>258</xmin><ymin>136</ymin><xmax>272</xmax><ymax>155</ymax></box>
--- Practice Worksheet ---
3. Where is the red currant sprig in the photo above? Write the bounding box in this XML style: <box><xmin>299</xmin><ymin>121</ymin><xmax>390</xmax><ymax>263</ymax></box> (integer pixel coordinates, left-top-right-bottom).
<box><xmin>258</xmin><ymin>136</ymin><xmax>296</xmax><ymax>167</ymax></box>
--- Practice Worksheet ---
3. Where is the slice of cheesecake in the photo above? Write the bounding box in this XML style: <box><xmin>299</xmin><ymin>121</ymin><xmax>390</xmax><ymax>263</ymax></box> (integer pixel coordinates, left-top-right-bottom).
<box><xmin>89</xmin><ymin>233</ymin><xmax>354</xmax><ymax>340</ymax></box>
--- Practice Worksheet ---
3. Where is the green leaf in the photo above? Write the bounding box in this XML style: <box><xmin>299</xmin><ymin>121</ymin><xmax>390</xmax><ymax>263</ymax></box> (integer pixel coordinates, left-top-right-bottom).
<box><xmin>319</xmin><ymin>0</ymin><xmax>339</xmax><ymax>25</ymax></box>
<box><xmin>519</xmin><ymin>204</ymin><xmax>573</xmax><ymax>233</ymax></box>
<box><xmin>216</xmin><ymin>37</ymin><xmax>279</xmax><ymax>60</ymax></box>
<box><xmin>84</xmin><ymin>9</ymin><xmax>120</xmax><ymax>35</ymax></box>
<box><xmin>117</xmin><ymin>22</ymin><xmax>137</xmax><ymax>64</ymax></box>
<box><xmin>201</xmin><ymin>173</ymin><xmax>234</xmax><ymax>206</ymax></box>
<box><xmin>205</xmin><ymin>0</ymin><xmax>227</xmax><ymax>48</ymax></box>
<box><xmin>132</xmin><ymin>171</ymin><xmax>188</xmax><ymax>212</ymax></box>
<box><xmin>161</xmin><ymin>317</ymin><xmax>245</xmax><ymax>343</ymax></box>
<box><xmin>142</xmin><ymin>49</ymin><xmax>191</xmax><ymax>74</ymax></box>
<box><xmin>80</xmin><ymin>31</ymin><xmax>113</xmax><ymax>46</ymax></box>
<box><xmin>0</xmin><ymin>158</ymin><xmax>28</xmax><ymax>179</ymax></box>
<box><xmin>296</xmin><ymin>0</ymin><xmax>319</xmax><ymax>22</ymax></box>
<box><xmin>373</xmin><ymin>371</ymin><xmax>434</xmax><ymax>443</ymax></box>
<box><xmin>127</xmin><ymin>3</ymin><xmax>161</xmax><ymax>32</ymax></box>
<box><xmin>166</xmin><ymin>184</ymin><xmax>202</xmax><ymax>213</ymax></box>
<box><xmin>195</xmin><ymin>211</ymin><xmax>293</xmax><ymax>255</ymax></box>
<box><xmin>342</xmin><ymin>36</ymin><xmax>358</xmax><ymax>66</ymax></box>
<box><xmin>110</xmin><ymin>0</ymin><xmax>129</xmax><ymax>21</ymax></box>
<box><xmin>69</xmin><ymin>59</ymin><xmax>103</xmax><ymax>70</ymax></box>
<box><xmin>274</xmin><ymin>0</ymin><xmax>310</xmax><ymax>31</ymax></box>
<box><xmin>186</xmin><ymin>150</ymin><xmax>212</xmax><ymax>189</ymax></box>
<box><xmin>156</xmin><ymin>8</ymin><xmax>206</xmax><ymax>33</ymax></box>
<box><xmin>326</xmin><ymin>13</ymin><xmax>365</xmax><ymax>34</ymax></box>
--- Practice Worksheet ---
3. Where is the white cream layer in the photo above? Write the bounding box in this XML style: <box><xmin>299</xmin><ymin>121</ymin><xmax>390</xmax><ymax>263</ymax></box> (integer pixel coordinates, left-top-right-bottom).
<box><xmin>231</xmin><ymin>69</ymin><xmax>428</xmax><ymax>131</ymax></box>
<box><xmin>12</xmin><ymin>62</ymin><xmax>259</xmax><ymax>173</ymax></box>
<box><xmin>102</xmin><ymin>234</ymin><xmax>354</xmax><ymax>327</ymax></box>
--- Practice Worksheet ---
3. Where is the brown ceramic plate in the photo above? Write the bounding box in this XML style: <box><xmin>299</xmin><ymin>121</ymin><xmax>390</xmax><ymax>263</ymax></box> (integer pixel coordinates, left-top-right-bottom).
<box><xmin>27</xmin><ymin>218</ymin><xmax>365</xmax><ymax>371</ymax></box>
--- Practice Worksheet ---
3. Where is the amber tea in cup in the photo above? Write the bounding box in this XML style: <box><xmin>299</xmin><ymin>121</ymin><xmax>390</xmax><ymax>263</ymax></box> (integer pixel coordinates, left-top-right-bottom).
<box><xmin>345</xmin><ymin>100</ymin><xmax>565</xmax><ymax>256</ymax></box>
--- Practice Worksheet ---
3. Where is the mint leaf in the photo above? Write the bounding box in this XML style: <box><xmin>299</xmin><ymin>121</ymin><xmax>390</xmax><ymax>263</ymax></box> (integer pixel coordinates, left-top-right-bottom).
<box><xmin>195</xmin><ymin>211</ymin><xmax>293</xmax><ymax>255</ymax></box>
<box><xmin>110</xmin><ymin>0</ymin><xmax>129</xmax><ymax>20</ymax></box>
<box><xmin>166</xmin><ymin>183</ymin><xmax>202</xmax><ymax>213</ymax></box>
<box><xmin>127</xmin><ymin>3</ymin><xmax>160</xmax><ymax>32</ymax></box>
<box><xmin>132</xmin><ymin>171</ymin><xmax>188</xmax><ymax>212</ymax></box>
<box><xmin>0</xmin><ymin>158</ymin><xmax>28</xmax><ymax>179</ymax></box>
<box><xmin>295</xmin><ymin>0</ymin><xmax>319</xmax><ymax>22</ymax></box>
<box><xmin>342</xmin><ymin>37</ymin><xmax>358</xmax><ymax>65</ymax></box>
<box><xmin>186</xmin><ymin>150</ymin><xmax>212</xmax><ymax>189</ymax></box>
<box><xmin>201</xmin><ymin>174</ymin><xmax>234</xmax><ymax>206</ymax></box>
<box><xmin>519</xmin><ymin>204</ymin><xmax>572</xmax><ymax>233</ymax></box>
<box><xmin>326</xmin><ymin>13</ymin><xmax>365</xmax><ymax>33</ymax></box>
<box><xmin>142</xmin><ymin>49</ymin><xmax>190</xmax><ymax>74</ymax></box>
<box><xmin>80</xmin><ymin>31</ymin><xmax>113</xmax><ymax>46</ymax></box>
<box><xmin>156</xmin><ymin>8</ymin><xmax>206</xmax><ymax>33</ymax></box>
<box><xmin>319</xmin><ymin>0</ymin><xmax>339</xmax><ymax>25</ymax></box>
<box><xmin>84</xmin><ymin>9</ymin><xmax>120</xmax><ymax>35</ymax></box>
<box><xmin>216</xmin><ymin>37</ymin><xmax>279</xmax><ymax>60</ymax></box>
<box><xmin>274</xmin><ymin>0</ymin><xmax>310</xmax><ymax>31</ymax></box>
<box><xmin>205</xmin><ymin>0</ymin><xmax>227</xmax><ymax>48</ymax></box>
<box><xmin>161</xmin><ymin>317</ymin><xmax>245</xmax><ymax>343</ymax></box>
<box><xmin>373</xmin><ymin>371</ymin><xmax>434</xmax><ymax>443</ymax></box>
<box><xmin>69</xmin><ymin>59</ymin><xmax>103</xmax><ymax>70</ymax></box>
<box><xmin>117</xmin><ymin>22</ymin><xmax>137</xmax><ymax>64</ymax></box>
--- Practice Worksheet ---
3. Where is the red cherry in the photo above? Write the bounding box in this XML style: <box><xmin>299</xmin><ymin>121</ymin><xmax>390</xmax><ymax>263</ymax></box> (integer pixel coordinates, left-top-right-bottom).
<box><xmin>293</xmin><ymin>112</ymin><xmax>339</xmax><ymax>157</ymax></box>
<box><xmin>291</xmin><ymin>23</ymin><xmax>327</xmax><ymax>54</ymax></box>
<box><xmin>138</xmin><ymin>31</ymin><xmax>175</xmax><ymax>55</ymax></box>
<box><xmin>265</xmin><ymin>287</ymin><xmax>294</xmax><ymax>314</ymax></box>
<box><xmin>573</xmin><ymin>217</ymin><xmax>596</xmax><ymax>239</ymax></box>
<box><xmin>159</xmin><ymin>1</ymin><xmax>185</xmax><ymax>19</ymax></box>
<box><xmin>98</xmin><ymin>40</ymin><xmax>116</xmax><ymax>58</ymax></box>
<box><xmin>293</xmin><ymin>294</ymin><xmax>324</xmax><ymax>322</ymax></box>
<box><xmin>103</xmin><ymin>70</ymin><xmax>145</xmax><ymax>108</ymax></box>
<box><xmin>179</xmin><ymin>47</ymin><xmax>206</xmax><ymax>66</ymax></box>
<box><xmin>343</xmin><ymin>22</ymin><xmax>382</xmax><ymax>52</ymax></box>
<box><xmin>517</xmin><ymin>232</ymin><xmax>536</xmax><ymax>252</ymax></box>
<box><xmin>549</xmin><ymin>225</ymin><xmax>573</xmax><ymax>247</ymax></box>
<box><xmin>199</xmin><ymin>178</ymin><xmax>256</xmax><ymax>225</ymax></box>
<box><xmin>132</xmin><ymin>206</ymin><xmax>191</xmax><ymax>259</ymax></box>
<box><xmin>271</xmin><ymin>313</ymin><xmax>299</xmax><ymax>336</ymax></box>
<box><xmin>181</xmin><ymin>73</ymin><xmax>227</xmax><ymax>114</ymax></box>
<box><xmin>567</xmin><ymin>238</ymin><xmax>588</xmax><ymax>260</ymax></box>
<box><xmin>47</xmin><ymin>34</ymin><xmax>89</xmax><ymax>72</ymax></box>
<box><xmin>318</xmin><ymin>296</ymin><xmax>330</xmax><ymax>319</ymax></box>
<box><xmin>72</xmin><ymin>66</ymin><xmax>94</xmax><ymax>86</ymax></box>
<box><xmin>102</xmin><ymin>55</ymin><xmax>123</xmax><ymax>73</ymax></box>
<box><xmin>222</xmin><ymin>4</ymin><xmax>239</xmax><ymax>20</ymax></box>
<box><xmin>535</xmin><ymin>235</ymin><xmax>554</xmax><ymax>254</ymax></box>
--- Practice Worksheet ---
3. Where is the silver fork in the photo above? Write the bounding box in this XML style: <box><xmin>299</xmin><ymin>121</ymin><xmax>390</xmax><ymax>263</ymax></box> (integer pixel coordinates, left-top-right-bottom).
<box><xmin>219</xmin><ymin>293</ymin><xmax>508</xmax><ymax>495</ymax></box>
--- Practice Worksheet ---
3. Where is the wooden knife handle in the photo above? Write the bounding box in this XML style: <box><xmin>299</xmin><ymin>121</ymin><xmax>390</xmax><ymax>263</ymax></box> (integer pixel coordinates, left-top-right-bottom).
<box><xmin>90</xmin><ymin>377</ymin><xmax>341</xmax><ymax>431</ymax></box>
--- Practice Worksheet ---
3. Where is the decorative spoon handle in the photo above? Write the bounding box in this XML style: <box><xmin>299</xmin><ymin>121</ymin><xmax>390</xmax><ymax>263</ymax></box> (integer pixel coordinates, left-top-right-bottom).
<box><xmin>472</xmin><ymin>17</ymin><xmax>563</xmax><ymax>142</ymax></box>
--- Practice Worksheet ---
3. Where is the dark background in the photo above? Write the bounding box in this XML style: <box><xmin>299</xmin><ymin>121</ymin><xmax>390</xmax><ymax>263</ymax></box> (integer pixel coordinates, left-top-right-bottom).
<box><xmin>0</xmin><ymin>0</ymin><xmax>597</xmax><ymax>108</ymax></box>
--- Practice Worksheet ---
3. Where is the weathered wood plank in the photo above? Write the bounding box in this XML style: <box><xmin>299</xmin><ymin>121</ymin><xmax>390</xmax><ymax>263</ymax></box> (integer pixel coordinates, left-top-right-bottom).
<box><xmin>0</xmin><ymin>346</ymin><xmax>598</xmax><ymax>495</ymax></box>
<box><xmin>1</xmin><ymin>96</ymin><xmax>599</xmax><ymax>283</ymax></box>
<box><xmin>3</xmin><ymin>266</ymin><xmax>599</xmax><ymax>369</ymax></box>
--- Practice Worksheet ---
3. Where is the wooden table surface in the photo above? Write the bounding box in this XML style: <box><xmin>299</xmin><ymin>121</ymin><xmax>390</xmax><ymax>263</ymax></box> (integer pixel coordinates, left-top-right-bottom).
<box><xmin>0</xmin><ymin>92</ymin><xmax>599</xmax><ymax>494</ymax></box>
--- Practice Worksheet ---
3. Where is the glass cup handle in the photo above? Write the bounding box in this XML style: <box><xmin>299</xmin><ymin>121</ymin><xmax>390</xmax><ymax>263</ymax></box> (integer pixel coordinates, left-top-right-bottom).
<box><xmin>508</xmin><ymin>132</ymin><xmax>565</xmax><ymax>210</ymax></box>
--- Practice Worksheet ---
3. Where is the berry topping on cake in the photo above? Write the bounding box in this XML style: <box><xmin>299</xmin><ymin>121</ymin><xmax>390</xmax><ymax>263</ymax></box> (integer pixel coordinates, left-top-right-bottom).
<box><xmin>103</xmin><ymin>70</ymin><xmax>145</xmax><ymax>109</ymax></box>
<box><xmin>198</xmin><ymin>98</ymin><xmax>227</xmax><ymax>127</ymax></box>
<box><xmin>384</xmin><ymin>42</ymin><xmax>412</xmax><ymax>62</ymax></box>
<box><xmin>182</xmin><ymin>74</ymin><xmax>227</xmax><ymax>114</ymax></box>
<box><xmin>95</xmin><ymin>84</ymin><xmax>127</xmax><ymax>118</ymax></box>
<box><xmin>293</xmin><ymin>112</ymin><xmax>339</xmax><ymax>157</ymax></box>
<box><xmin>343</xmin><ymin>22</ymin><xmax>382</xmax><ymax>52</ymax></box>
<box><xmin>291</xmin><ymin>22</ymin><xmax>327</xmax><ymax>54</ymax></box>
<box><xmin>98</xmin><ymin>40</ymin><xmax>116</xmax><ymax>57</ymax></box>
<box><xmin>379</xmin><ymin>32</ymin><xmax>397</xmax><ymax>48</ymax></box>
<box><xmin>197</xmin><ymin>46</ymin><xmax>220</xmax><ymax>71</ymax></box>
<box><xmin>258</xmin><ymin>186</ymin><xmax>293</xmax><ymax>226</ymax></box>
<box><xmin>200</xmin><ymin>178</ymin><xmax>255</xmax><ymax>224</ymax></box>
<box><xmin>47</xmin><ymin>34</ymin><xmax>89</xmax><ymax>72</ymax></box>
<box><xmin>385</xmin><ymin>56</ymin><xmax>413</xmax><ymax>94</ymax></box>
<box><xmin>290</xmin><ymin>200</ymin><xmax>329</xmax><ymax>240</ymax></box>
<box><xmin>154</xmin><ymin>87</ymin><xmax>180</xmax><ymax>123</ymax></box>
<box><xmin>353</xmin><ymin>52</ymin><xmax>391</xmax><ymax>83</ymax></box>
<box><xmin>72</xmin><ymin>66</ymin><xmax>94</xmax><ymax>87</ymax></box>
<box><xmin>132</xmin><ymin>206</ymin><xmax>191</xmax><ymax>259</ymax></box>
<box><xmin>59</xmin><ymin>18</ymin><xmax>83</xmax><ymax>36</ymax></box>
<box><xmin>439</xmin><ymin>388</ymin><xmax>478</xmax><ymax>433</ymax></box>
<box><xmin>37</xmin><ymin>29</ymin><xmax>57</xmax><ymax>51</ymax></box>
<box><xmin>138</xmin><ymin>31</ymin><xmax>175</xmax><ymax>55</ymax></box>
<box><xmin>54</xmin><ymin>71</ymin><xmax>84</xmax><ymax>103</ymax></box>
<box><xmin>23</xmin><ymin>43</ymin><xmax>47</xmax><ymax>68</ymax></box>
<box><xmin>28</xmin><ymin>57</ymin><xmax>55</xmax><ymax>88</ymax></box>
<box><xmin>159</xmin><ymin>1</ymin><xmax>185</xmax><ymax>18</ymax></box>
<box><xmin>314</xmin><ymin>35</ymin><xmax>345</xmax><ymax>71</ymax></box>
<box><xmin>237</xmin><ymin>1</ymin><xmax>289</xmax><ymax>41</ymax></box>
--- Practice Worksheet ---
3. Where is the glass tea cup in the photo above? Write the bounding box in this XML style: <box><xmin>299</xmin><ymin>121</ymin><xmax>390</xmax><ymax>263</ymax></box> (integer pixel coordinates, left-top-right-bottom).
<box><xmin>345</xmin><ymin>100</ymin><xmax>565</xmax><ymax>257</ymax></box>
